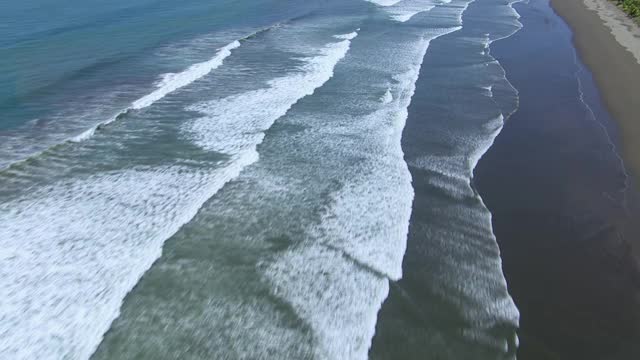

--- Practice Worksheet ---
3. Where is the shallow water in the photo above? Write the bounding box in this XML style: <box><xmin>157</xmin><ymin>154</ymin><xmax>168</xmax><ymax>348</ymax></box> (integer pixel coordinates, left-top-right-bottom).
<box><xmin>475</xmin><ymin>0</ymin><xmax>640</xmax><ymax>358</ymax></box>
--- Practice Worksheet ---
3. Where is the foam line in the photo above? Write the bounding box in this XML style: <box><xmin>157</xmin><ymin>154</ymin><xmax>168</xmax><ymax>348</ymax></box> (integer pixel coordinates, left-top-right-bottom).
<box><xmin>390</xmin><ymin>8</ymin><xmax>434</xmax><ymax>22</ymax></box>
<box><xmin>0</xmin><ymin>21</ymin><xmax>304</xmax><ymax>172</ymax></box>
<box><xmin>261</xmin><ymin>26</ymin><xmax>463</xmax><ymax>360</ymax></box>
<box><xmin>312</xmin><ymin>27</ymin><xmax>462</xmax><ymax>282</ymax></box>
<box><xmin>131</xmin><ymin>41</ymin><xmax>240</xmax><ymax>110</ymax></box>
<box><xmin>365</xmin><ymin>0</ymin><xmax>404</xmax><ymax>6</ymax></box>
<box><xmin>0</xmin><ymin>31</ymin><xmax>357</xmax><ymax>360</ymax></box>
<box><xmin>70</xmin><ymin>40</ymin><xmax>240</xmax><ymax>142</ymax></box>
<box><xmin>367</xmin><ymin>0</ymin><xmax>439</xmax><ymax>23</ymax></box>
<box><xmin>185</xmin><ymin>32</ymin><xmax>358</xmax><ymax>154</ymax></box>
<box><xmin>380</xmin><ymin>87</ymin><xmax>393</xmax><ymax>103</ymax></box>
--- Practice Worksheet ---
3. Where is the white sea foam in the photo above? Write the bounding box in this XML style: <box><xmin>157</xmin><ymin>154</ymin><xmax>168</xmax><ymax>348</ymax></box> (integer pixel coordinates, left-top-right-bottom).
<box><xmin>70</xmin><ymin>40</ymin><xmax>240</xmax><ymax>142</ymax></box>
<box><xmin>185</xmin><ymin>33</ymin><xmax>357</xmax><ymax>153</ymax></box>
<box><xmin>1</xmin><ymin>0</ymin><xmax>528</xmax><ymax>356</ymax></box>
<box><xmin>365</xmin><ymin>0</ymin><xmax>404</xmax><ymax>6</ymax></box>
<box><xmin>390</xmin><ymin>8</ymin><xmax>431</xmax><ymax>22</ymax></box>
<box><xmin>265</xmin><ymin>243</ymin><xmax>389</xmax><ymax>360</ymax></box>
<box><xmin>380</xmin><ymin>87</ymin><xmax>393</xmax><ymax>103</ymax></box>
<box><xmin>0</xmin><ymin>155</ymin><xmax>254</xmax><ymax>360</ymax></box>
<box><xmin>367</xmin><ymin>0</ymin><xmax>439</xmax><ymax>22</ymax></box>
<box><xmin>311</xmin><ymin>28</ymin><xmax>461</xmax><ymax>281</ymax></box>
<box><xmin>261</xmin><ymin>25</ymin><xmax>464</xmax><ymax>360</ymax></box>
<box><xmin>132</xmin><ymin>41</ymin><xmax>240</xmax><ymax>109</ymax></box>
<box><xmin>333</xmin><ymin>31</ymin><xmax>358</xmax><ymax>40</ymax></box>
<box><xmin>482</xmin><ymin>85</ymin><xmax>494</xmax><ymax>97</ymax></box>
<box><xmin>0</xmin><ymin>32</ymin><xmax>357</xmax><ymax>360</ymax></box>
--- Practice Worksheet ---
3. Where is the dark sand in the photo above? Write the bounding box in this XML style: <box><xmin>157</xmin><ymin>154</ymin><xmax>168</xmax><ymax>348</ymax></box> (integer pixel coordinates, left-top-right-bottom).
<box><xmin>551</xmin><ymin>0</ymin><xmax>640</xmax><ymax>189</ymax></box>
<box><xmin>475</xmin><ymin>0</ymin><xmax>640</xmax><ymax>359</ymax></box>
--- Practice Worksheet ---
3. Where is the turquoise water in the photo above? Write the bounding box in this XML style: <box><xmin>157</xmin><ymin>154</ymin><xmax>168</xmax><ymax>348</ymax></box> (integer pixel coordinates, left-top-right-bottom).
<box><xmin>0</xmin><ymin>0</ymin><xmax>321</xmax><ymax>165</ymax></box>
<box><xmin>0</xmin><ymin>0</ymin><xmax>522</xmax><ymax>359</ymax></box>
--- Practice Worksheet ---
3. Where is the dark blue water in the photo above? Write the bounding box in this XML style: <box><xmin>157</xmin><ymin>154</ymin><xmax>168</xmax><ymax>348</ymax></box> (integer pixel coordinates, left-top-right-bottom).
<box><xmin>475</xmin><ymin>0</ymin><xmax>640</xmax><ymax>359</ymax></box>
<box><xmin>0</xmin><ymin>1</ymin><xmax>524</xmax><ymax>359</ymax></box>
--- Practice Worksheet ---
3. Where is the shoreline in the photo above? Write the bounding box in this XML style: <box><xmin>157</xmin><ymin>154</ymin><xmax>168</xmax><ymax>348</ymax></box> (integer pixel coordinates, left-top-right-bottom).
<box><xmin>475</xmin><ymin>0</ymin><xmax>640</xmax><ymax>358</ymax></box>
<box><xmin>369</xmin><ymin>0</ymin><xmax>524</xmax><ymax>358</ymax></box>
<box><xmin>550</xmin><ymin>0</ymin><xmax>640</xmax><ymax>188</ymax></box>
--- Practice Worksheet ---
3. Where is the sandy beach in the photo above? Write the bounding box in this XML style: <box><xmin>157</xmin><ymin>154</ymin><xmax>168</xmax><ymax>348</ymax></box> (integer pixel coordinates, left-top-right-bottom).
<box><xmin>550</xmin><ymin>0</ymin><xmax>640</xmax><ymax>188</ymax></box>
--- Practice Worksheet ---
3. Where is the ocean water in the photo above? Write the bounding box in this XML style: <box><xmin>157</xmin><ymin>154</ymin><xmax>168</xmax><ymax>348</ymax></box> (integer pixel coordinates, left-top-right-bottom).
<box><xmin>475</xmin><ymin>0</ymin><xmax>640</xmax><ymax>358</ymax></box>
<box><xmin>0</xmin><ymin>0</ymin><xmax>522</xmax><ymax>359</ymax></box>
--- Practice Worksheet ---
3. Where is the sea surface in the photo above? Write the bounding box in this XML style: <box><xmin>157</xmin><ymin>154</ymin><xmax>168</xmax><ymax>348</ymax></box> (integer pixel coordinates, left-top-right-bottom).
<box><xmin>475</xmin><ymin>0</ymin><xmax>640</xmax><ymax>359</ymax></box>
<box><xmin>1</xmin><ymin>0</ymin><xmax>522</xmax><ymax>359</ymax></box>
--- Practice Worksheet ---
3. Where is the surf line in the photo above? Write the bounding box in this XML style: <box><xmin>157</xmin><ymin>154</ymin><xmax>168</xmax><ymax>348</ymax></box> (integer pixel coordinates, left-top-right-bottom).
<box><xmin>70</xmin><ymin>40</ymin><xmax>239</xmax><ymax>142</ymax></box>
<box><xmin>0</xmin><ymin>20</ymin><xmax>304</xmax><ymax>174</ymax></box>
<box><xmin>70</xmin><ymin>21</ymin><xmax>298</xmax><ymax>143</ymax></box>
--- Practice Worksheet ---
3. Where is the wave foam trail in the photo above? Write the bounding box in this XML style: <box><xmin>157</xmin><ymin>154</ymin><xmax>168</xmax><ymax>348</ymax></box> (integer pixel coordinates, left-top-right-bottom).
<box><xmin>185</xmin><ymin>33</ymin><xmax>357</xmax><ymax>154</ymax></box>
<box><xmin>311</xmin><ymin>28</ymin><xmax>460</xmax><ymax>282</ymax></box>
<box><xmin>71</xmin><ymin>40</ymin><xmax>240</xmax><ymax>142</ymax></box>
<box><xmin>132</xmin><ymin>41</ymin><xmax>240</xmax><ymax>110</ymax></box>
<box><xmin>368</xmin><ymin>0</ymin><xmax>443</xmax><ymax>23</ymax></box>
<box><xmin>0</xmin><ymin>32</ymin><xmax>357</xmax><ymax>360</ymax></box>
<box><xmin>365</xmin><ymin>0</ymin><xmax>404</xmax><ymax>6</ymax></box>
<box><xmin>262</xmin><ymin>27</ymin><xmax>463</xmax><ymax>360</ymax></box>
<box><xmin>334</xmin><ymin>31</ymin><xmax>358</xmax><ymax>40</ymax></box>
<box><xmin>381</xmin><ymin>87</ymin><xmax>393</xmax><ymax>103</ymax></box>
<box><xmin>265</xmin><ymin>244</ymin><xmax>390</xmax><ymax>360</ymax></box>
<box><xmin>0</xmin><ymin>157</ymin><xmax>254</xmax><ymax>360</ymax></box>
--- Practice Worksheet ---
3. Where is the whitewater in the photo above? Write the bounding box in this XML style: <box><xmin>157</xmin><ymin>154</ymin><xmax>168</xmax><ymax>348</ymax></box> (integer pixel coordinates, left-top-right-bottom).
<box><xmin>0</xmin><ymin>0</ymin><xmax>525</xmax><ymax>359</ymax></box>
<box><xmin>0</xmin><ymin>30</ymin><xmax>357</xmax><ymax>360</ymax></box>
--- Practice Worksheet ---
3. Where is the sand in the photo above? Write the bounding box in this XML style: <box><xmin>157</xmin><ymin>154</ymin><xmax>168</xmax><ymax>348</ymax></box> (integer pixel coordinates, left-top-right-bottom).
<box><xmin>550</xmin><ymin>0</ymin><xmax>640</xmax><ymax>189</ymax></box>
<box><xmin>584</xmin><ymin>0</ymin><xmax>640</xmax><ymax>64</ymax></box>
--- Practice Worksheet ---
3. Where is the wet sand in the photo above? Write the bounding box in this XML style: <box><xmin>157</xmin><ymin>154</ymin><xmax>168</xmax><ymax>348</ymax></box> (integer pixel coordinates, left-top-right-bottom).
<box><xmin>475</xmin><ymin>0</ymin><xmax>640</xmax><ymax>359</ymax></box>
<box><xmin>551</xmin><ymin>0</ymin><xmax>640</xmax><ymax>188</ymax></box>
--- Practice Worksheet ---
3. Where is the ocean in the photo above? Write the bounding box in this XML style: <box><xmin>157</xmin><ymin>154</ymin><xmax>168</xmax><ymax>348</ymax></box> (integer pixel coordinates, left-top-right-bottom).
<box><xmin>475</xmin><ymin>0</ymin><xmax>640</xmax><ymax>358</ymax></box>
<box><xmin>0</xmin><ymin>0</ymin><xmax>522</xmax><ymax>359</ymax></box>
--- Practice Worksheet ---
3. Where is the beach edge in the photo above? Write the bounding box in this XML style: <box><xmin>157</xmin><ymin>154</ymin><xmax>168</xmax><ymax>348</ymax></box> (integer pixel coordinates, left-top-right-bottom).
<box><xmin>549</xmin><ymin>0</ymin><xmax>640</xmax><ymax>188</ymax></box>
